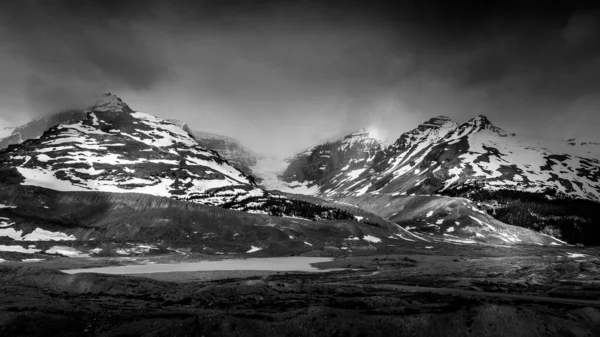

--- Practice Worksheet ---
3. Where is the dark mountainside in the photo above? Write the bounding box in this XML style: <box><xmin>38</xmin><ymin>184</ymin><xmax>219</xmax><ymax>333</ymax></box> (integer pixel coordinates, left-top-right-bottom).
<box><xmin>281</xmin><ymin>129</ymin><xmax>381</xmax><ymax>186</ymax></box>
<box><xmin>0</xmin><ymin>184</ymin><xmax>409</xmax><ymax>259</ymax></box>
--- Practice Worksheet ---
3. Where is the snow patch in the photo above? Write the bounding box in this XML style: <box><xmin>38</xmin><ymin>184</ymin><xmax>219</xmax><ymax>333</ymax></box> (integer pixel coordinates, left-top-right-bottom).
<box><xmin>246</xmin><ymin>246</ymin><xmax>262</xmax><ymax>253</ymax></box>
<box><xmin>0</xmin><ymin>245</ymin><xmax>41</xmax><ymax>253</ymax></box>
<box><xmin>362</xmin><ymin>235</ymin><xmax>381</xmax><ymax>243</ymax></box>
<box><xmin>45</xmin><ymin>246</ymin><xmax>89</xmax><ymax>257</ymax></box>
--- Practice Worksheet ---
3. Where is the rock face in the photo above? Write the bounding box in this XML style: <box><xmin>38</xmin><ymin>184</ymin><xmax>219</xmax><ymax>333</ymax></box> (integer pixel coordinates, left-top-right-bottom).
<box><xmin>281</xmin><ymin>129</ymin><xmax>382</xmax><ymax>192</ymax></box>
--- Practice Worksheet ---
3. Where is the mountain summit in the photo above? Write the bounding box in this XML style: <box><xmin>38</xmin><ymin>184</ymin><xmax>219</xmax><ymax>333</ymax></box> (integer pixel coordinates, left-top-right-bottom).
<box><xmin>0</xmin><ymin>94</ymin><xmax>263</xmax><ymax>206</ymax></box>
<box><xmin>280</xmin><ymin>128</ymin><xmax>382</xmax><ymax>192</ymax></box>
<box><xmin>91</xmin><ymin>93</ymin><xmax>133</xmax><ymax>113</ymax></box>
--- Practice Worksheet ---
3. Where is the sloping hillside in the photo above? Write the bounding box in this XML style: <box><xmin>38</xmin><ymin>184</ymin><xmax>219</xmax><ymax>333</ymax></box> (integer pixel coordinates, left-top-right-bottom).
<box><xmin>0</xmin><ymin>184</ymin><xmax>418</xmax><ymax>259</ymax></box>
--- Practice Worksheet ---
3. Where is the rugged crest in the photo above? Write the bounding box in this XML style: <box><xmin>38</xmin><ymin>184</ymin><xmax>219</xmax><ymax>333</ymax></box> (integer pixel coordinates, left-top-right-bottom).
<box><xmin>281</xmin><ymin>128</ymin><xmax>382</xmax><ymax>192</ymax></box>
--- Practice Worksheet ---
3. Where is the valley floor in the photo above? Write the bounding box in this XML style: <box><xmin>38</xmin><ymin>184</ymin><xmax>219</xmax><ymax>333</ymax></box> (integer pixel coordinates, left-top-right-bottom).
<box><xmin>1</xmin><ymin>244</ymin><xmax>600</xmax><ymax>336</ymax></box>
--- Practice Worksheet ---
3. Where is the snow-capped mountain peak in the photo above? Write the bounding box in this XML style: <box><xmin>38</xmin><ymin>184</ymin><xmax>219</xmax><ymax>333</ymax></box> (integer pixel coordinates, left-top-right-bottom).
<box><xmin>388</xmin><ymin>116</ymin><xmax>458</xmax><ymax>153</ymax></box>
<box><xmin>280</xmin><ymin>128</ymin><xmax>383</xmax><ymax>192</ymax></box>
<box><xmin>340</xmin><ymin>128</ymin><xmax>383</xmax><ymax>151</ymax></box>
<box><xmin>0</xmin><ymin>95</ymin><xmax>266</xmax><ymax>207</ymax></box>
<box><xmin>451</xmin><ymin>115</ymin><xmax>511</xmax><ymax>138</ymax></box>
<box><xmin>283</xmin><ymin>114</ymin><xmax>600</xmax><ymax>203</ymax></box>
<box><xmin>420</xmin><ymin>115</ymin><xmax>454</xmax><ymax>129</ymax></box>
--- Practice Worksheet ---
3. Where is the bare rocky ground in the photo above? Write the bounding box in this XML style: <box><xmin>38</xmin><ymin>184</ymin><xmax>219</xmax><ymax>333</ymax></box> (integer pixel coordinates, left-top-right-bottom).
<box><xmin>1</xmin><ymin>243</ymin><xmax>600</xmax><ymax>336</ymax></box>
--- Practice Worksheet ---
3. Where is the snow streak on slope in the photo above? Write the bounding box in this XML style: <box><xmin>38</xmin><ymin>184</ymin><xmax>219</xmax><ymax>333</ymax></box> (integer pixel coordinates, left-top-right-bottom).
<box><xmin>338</xmin><ymin>194</ymin><xmax>565</xmax><ymax>246</ymax></box>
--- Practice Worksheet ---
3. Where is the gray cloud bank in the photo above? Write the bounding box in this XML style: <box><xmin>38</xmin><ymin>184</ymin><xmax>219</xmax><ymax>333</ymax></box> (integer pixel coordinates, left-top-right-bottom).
<box><xmin>0</xmin><ymin>0</ymin><xmax>599</xmax><ymax>155</ymax></box>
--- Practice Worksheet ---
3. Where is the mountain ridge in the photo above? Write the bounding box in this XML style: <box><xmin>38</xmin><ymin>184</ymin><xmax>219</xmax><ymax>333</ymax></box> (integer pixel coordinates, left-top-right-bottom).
<box><xmin>282</xmin><ymin>114</ymin><xmax>600</xmax><ymax>244</ymax></box>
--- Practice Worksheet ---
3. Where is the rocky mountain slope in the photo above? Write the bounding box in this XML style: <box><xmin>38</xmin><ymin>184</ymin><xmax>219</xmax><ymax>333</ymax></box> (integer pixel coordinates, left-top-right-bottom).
<box><xmin>283</xmin><ymin>116</ymin><xmax>600</xmax><ymax>245</ymax></box>
<box><xmin>315</xmin><ymin>116</ymin><xmax>600</xmax><ymax>202</ymax></box>
<box><xmin>0</xmin><ymin>184</ymin><xmax>421</xmax><ymax>259</ymax></box>
<box><xmin>281</xmin><ymin>129</ymin><xmax>382</xmax><ymax>192</ymax></box>
<box><xmin>335</xmin><ymin>193</ymin><xmax>566</xmax><ymax>246</ymax></box>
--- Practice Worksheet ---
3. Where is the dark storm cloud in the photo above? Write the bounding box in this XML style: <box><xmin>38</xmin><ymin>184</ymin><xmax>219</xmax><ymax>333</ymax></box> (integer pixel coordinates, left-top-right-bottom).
<box><xmin>0</xmin><ymin>0</ymin><xmax>599</xmax><ymax>153</ymax></box>
<box><xmin>0</xmin><ymin>0</ymin><xmax>171</xmax><ymax>113</ymax></box>
<box><xmin>0</xmin><ymin>0</ymin><xmax>169</xmax><ymax>88</ymax></box>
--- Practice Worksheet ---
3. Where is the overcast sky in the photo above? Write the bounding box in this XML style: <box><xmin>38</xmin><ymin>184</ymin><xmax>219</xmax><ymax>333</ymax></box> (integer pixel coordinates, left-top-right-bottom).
<box><xmin>0</xmin><ymin>0</ymin><xmax>599</xmax><ymax>156</ymax></box>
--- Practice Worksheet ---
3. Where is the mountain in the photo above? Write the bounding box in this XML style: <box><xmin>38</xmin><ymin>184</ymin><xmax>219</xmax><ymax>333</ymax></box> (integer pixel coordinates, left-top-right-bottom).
<box><xmin>0</xmin><ymin>94</ymin><xmax>270</xmax><ymax>207</ymax></box>
<box><xmin>283</xmin><ymin>115</ymin><xmax>600</xmax><ymax>245</ymax></box>
<box><xmin>1</xmin><ymin>110</ymin><xmax>261</xmax><ymax>179</ymax></box>
<box><xmin>281</xmin><ymin>128</ymin><xmax>382</xmax><ymax>192</ymax></box>
<box><xmin>318</xmin><ymin>115</ymin><xmax>599</xmax><ymax>202</ymax></box>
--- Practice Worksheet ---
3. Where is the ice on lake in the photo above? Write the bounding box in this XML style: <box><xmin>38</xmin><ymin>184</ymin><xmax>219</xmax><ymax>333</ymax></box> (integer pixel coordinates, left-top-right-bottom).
<box><xmin>62</xmin><ymin>257</ymin><xmax>337</xmax><ymax>275</ymax></box>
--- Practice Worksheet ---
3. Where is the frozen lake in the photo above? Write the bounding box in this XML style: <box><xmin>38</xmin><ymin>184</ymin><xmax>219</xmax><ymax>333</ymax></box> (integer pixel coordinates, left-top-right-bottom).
<box><xmin>61</xmin><ymin>257</ymin><xmax>336</xmax><ymax>275</ymax></box>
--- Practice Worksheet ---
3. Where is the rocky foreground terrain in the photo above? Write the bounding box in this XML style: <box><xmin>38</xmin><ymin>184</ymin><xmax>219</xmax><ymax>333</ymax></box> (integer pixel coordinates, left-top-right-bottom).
<box><xmin>1</xmin><ymin>243</ymin><xmax>600</xmax><ymax>336</ymax></box>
